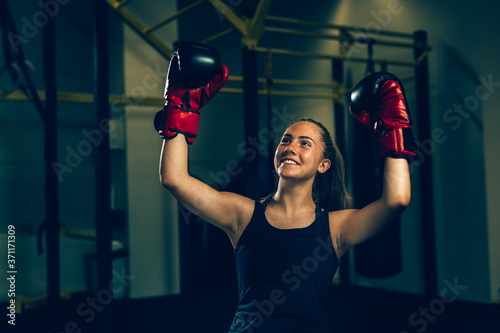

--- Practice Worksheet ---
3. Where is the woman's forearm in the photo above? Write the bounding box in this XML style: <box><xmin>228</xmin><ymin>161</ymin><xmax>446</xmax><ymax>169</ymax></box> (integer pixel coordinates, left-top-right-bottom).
<box><xmin>159</xmin><ymin>135</ymin><xmax>189</xmax><ymax>189</ymax></box>
<box><xmin>381</xmin><ymin>157</ymin><xmax>411</xmax><ymax>210</ymax></box>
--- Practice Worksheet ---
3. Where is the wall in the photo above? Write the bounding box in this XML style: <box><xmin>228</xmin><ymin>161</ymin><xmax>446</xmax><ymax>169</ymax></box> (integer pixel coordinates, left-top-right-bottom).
<box><xmin>122</xmin><ymin>2</ymin><xmax>181</xmax><ymax>297</ymax></box>
<box><xmin>479</xmin><ymin>2</ymin><xmax>500</xmax><ymax>303</ymax></box>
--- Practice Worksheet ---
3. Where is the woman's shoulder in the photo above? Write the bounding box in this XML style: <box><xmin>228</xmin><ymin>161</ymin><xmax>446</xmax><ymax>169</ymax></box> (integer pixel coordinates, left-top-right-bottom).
<box><xmin>227</xmin><ymin>194</ymin><xmax>258</xmax><ymax>232</ymax></box>
<box><xmin>228</xmin><ymin>192</ymin><xmax>257</xmax><ymax>220</ymax></box>
<box><xmin>327</xmin><ymin>208</ymin><xmax>358</xmax><ymax>259</ymax></box>
<box><xmin>327</xmin><ymin>208</ymin><xmax>357</xmax><ymax>221</ymax></box>
<box><xmin>327</xmin><ymin>208</ymin><xmax>358</xmax><ymax>232</ymax></box>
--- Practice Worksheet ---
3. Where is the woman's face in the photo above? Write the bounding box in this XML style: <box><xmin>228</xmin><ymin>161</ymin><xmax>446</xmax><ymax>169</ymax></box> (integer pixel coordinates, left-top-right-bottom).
<box><xmin>274</xmin><ymin>121</ymin><xmax>331</xmax><ymax>181</ymax></box>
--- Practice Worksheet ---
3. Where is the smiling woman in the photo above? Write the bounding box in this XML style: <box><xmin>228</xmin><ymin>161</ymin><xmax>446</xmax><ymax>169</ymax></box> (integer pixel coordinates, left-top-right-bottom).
<box><xmin>274</xmin><ymin>119</ymin><xmax>351</xmax><ymax>214</ymax></box>
<box><xmin>156</xmin><ymin>41</ymin><xmax>415</xmax><ymax>333</ymax></box>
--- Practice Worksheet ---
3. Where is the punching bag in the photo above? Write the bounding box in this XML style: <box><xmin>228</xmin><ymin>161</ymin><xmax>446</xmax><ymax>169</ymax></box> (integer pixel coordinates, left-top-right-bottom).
<box><xmin>352</xmin><ymin>126</ymin><xmax>403</xmax><ymax>278</ymax></box>
<box><xmin>352</xmin><ymin>41</ymin><xmax>403</xmax><ymax>278</ymax></box>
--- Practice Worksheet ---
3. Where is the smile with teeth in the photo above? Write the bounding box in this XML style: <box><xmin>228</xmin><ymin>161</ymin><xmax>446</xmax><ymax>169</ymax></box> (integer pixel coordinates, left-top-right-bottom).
<box><xmin>282</xmin><ymin>159</ymin><xmax>298</xmax><ymax>165</ymax></box>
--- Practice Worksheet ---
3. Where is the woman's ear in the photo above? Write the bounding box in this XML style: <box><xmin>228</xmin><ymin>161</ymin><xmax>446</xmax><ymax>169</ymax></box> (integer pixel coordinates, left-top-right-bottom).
<box><xmin>317</xmin><ymin>158</ymin><xmax>331</xmax><ymax>174</ymax></box>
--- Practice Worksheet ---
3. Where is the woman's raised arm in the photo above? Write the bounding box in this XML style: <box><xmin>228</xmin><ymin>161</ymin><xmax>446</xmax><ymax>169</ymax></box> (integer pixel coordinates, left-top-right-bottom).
<box><xmin>156</xmin><ymin>42</ymin><xmax>253</xmax><ymax>245</ymax></box>
<box><xmin>329</xmin><ymin>71</ymin><xmax>418</xmax><ymax>258</ymax></box>
<box><xmin>159</xmin><ymin>135</ymin><xmax>253</xmax><ymax>245</ymax></box>
<box><xmin>330</xmin><ymin>156</ymin><xmax>410</xmax><ymax>258</ymax></box>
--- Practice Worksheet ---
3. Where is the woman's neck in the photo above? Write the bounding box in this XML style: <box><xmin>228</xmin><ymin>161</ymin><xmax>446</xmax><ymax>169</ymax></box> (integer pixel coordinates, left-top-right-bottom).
<box><xmin>271</xmin><ymin>178</ymin><xmax>316</xmax><ymax>217</ymax></box>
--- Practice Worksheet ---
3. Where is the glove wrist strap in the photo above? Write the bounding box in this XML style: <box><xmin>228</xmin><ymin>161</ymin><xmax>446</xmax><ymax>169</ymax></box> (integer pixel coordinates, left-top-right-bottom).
<box><xmin>378</xmin><ymin>125</ymin><xmax>418</xmax><ymax>162</ymax></box>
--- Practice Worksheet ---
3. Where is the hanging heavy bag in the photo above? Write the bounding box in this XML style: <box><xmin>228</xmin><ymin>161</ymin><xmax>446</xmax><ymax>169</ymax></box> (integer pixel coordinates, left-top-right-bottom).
<box><xmin>349</xmin><ymin>71</ymin><xmax>418</xmax><ymax>278</ymax></box>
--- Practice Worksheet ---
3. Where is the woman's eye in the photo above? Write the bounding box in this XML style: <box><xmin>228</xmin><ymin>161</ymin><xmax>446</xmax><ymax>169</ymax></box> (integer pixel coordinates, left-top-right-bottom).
<box><xmin>301</xmin><ymin>141</ymin><xmax>311</xmax><ymax>147</ymax></box>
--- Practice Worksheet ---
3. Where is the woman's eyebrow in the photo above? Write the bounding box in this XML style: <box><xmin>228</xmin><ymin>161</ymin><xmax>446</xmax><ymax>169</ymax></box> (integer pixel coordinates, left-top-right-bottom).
<box><xmin>298</xmin><ymin>136</ymin><xmax>315</xmax><ymax>143</ymax></box>
<box><xmin>282</xmin><ymin>134</ymin><xmax>315</xmax><ymax>143</ymax></box>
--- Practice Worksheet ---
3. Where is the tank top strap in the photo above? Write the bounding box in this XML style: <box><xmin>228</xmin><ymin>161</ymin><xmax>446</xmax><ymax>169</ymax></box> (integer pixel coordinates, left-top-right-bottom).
<box><xmin>315</xmin><ymin>206</ymin><xmax>331</xmax><ymax>235</ymax></box>
<box><xmin>262</xmin><ymin>195</ymin><xmax>273</xmax><ymax>206</ymax></box>
<box><xmin>234</xmin><ymin>200</ymin><xmax>263</xmax><ymax>251</ymax></box>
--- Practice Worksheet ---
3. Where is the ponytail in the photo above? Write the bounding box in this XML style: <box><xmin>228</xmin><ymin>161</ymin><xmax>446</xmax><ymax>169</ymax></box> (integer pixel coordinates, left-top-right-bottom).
<box><xmin>297</xmin><ymin>119</ymin><xmax>352</xmax><ymax>211</ymax></box>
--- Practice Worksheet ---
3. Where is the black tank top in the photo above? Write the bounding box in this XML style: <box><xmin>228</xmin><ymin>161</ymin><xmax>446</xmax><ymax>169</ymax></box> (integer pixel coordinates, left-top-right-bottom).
<box><xmin>229</xmin><ymin>199</ymin><xmax>338</xmax><ymax>333</ymax></box>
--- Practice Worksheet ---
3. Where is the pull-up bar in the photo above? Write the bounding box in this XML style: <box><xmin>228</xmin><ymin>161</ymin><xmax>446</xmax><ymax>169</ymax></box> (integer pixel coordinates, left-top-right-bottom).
<box><xmin>265</xmin><ymin>15</ymin><xmax>414</xmax><ymax>39</ymax></box>
<box><xmin>263</xmin><ymin>26</ymin><xmax>415</xmax><ymax>49</ymax></box>
<box><xmin>252</xmin><ymin>46</ymin><xmax>417</xmax><ymax>67</ymax></box>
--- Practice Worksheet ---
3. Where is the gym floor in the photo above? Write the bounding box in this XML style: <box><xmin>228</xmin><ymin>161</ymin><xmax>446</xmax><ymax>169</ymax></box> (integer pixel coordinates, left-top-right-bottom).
<box><xmin>5</xmin><ymin>284</ymin><xmax>499</xmax><ymax>333</ymax></box>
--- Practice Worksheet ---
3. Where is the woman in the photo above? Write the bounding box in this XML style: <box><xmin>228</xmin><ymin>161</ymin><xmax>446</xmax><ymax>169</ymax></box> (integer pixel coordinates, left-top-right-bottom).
<box><xmin>156</xmin><ymin>42</ymin><xmax>416</xmax><ymax>332</ymax></box>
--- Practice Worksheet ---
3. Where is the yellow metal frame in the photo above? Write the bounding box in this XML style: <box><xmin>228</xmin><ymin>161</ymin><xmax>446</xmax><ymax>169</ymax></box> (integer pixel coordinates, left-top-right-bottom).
<box><xmin>265</xmin><ymin>15</ymin><xmax>414</xmax><ymax>39</ymax></box>
<box><xmin>106</xmin><ymin>0</ymin><xmax>174</xmax><ymax>59</ymax></box>
<box><xmin>105</xmin><ymin>0</ymin><xmax>431</xmax><ymax>61</ymax></box>
<box><xmin>143</xmin><ymin>0</ymin><xmax>205</xmax><ymax>35</ymax></box>
<box><xmin>2</xmin><ymin>90</ymin><xmax>163</xmax><ymax>106</ymax></box>
<box><xmin>0</xmin><ymin>0</ymin><xmax>430</xmax><ymax>105</ymax></box>
<box><xmin>1</xmin><ymin>72</ymin><xmax>413</xmax><ymax>105</ymax></box>
<box><xmin>253</xmin><ymin>46</ymin><xmax>416</xmax><ymax>67</ymax></box>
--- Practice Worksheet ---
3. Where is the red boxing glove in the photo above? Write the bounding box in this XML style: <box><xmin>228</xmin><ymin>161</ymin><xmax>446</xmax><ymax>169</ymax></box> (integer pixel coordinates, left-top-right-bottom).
<box><xmin>154</xmin><ymin>42</ymin><xmax>229</xmax><ymax>144</ymax></box>
<box><xmin>349</xmin><ymin>71</ymin><xmax>418</xmax><ymax>161</ymax></box>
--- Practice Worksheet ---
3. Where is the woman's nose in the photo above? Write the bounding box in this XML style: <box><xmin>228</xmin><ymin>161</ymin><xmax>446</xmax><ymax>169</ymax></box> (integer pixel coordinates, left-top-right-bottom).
<box><xmin>284</xmin><ymin>145</ymin><xmax>296</xmax><ymax>154</ymax></box>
